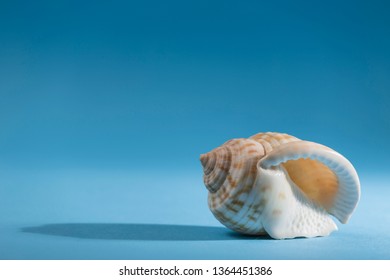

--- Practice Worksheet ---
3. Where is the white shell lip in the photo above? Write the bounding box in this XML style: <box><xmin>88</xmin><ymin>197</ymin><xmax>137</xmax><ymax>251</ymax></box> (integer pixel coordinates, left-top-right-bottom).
<box><xmin>257</xmin><ymin>164</ymin><xmax>339</xmax><ymax>239</ymax></box>
<box><xmin>259</xmin><ymin>140</ymin><xmax>361</xmax><ymax>224</ymax></box>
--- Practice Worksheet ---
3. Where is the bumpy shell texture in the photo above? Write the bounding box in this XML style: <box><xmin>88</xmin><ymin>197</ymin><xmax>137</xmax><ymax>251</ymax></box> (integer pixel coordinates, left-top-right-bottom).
<box><xmin>200</xmin><ymin>132</ymin><xmax>360</xmax><ymax>239</ymax></box>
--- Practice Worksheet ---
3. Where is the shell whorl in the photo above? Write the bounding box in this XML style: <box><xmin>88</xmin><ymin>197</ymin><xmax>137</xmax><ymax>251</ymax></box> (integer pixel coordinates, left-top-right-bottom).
<box><xmin>200</xmin><ymin>132</ymin><xmax>361</xmax><ymax>239</ymax></box>
<box><xmin>200</xmin><ymin>145</ymin><xmax>232</xmax><ymax>193</ymax></box>
<box><xmin>200</xmin><ymin>138</ymin><xmax>267</xmax><ymax>233</ymax></box>
<box><xmin>201</xmin><ymin>138</ymin><xmax>265</xmax><ymax>196</ymax></box>
<box><xmin>249</xmin><ymin>132</ymin><xmax>300</xmax><ymax>152</ymax></box>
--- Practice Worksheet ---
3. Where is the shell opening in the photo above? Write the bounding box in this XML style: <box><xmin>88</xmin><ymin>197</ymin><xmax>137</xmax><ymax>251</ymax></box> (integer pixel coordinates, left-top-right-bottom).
<box><xmin>282</xmin><ymin>158</ymin><xmax>338</xmax><ymax>211</ymax></box>
<box><xmin>258</xmin><ymin>140</ymin><xmax>360</xmax><ymax>223</ymax></box>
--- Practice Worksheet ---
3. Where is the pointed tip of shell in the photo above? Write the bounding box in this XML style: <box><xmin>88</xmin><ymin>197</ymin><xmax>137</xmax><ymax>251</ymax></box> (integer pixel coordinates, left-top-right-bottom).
<box><xmin>200</xmin><ymin>153</ymin><xmax>208</xmax><ymax>169</ymax></box>
<box><xmin>200</xmin><ymin>145</ymin><xmax>234</xmax><ymax>193</ymax></box>
<box><xmin>200</xmin><ymin>152</ymin><xmax>217</xmax><ymax>176</ymax></box>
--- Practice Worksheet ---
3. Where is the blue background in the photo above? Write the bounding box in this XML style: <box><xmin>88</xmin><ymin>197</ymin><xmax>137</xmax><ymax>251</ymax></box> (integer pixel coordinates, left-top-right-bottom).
<box><xmin>1</xmin><ymin>0</ymin><xmax>389</xmax><ymax>259</ymax></box>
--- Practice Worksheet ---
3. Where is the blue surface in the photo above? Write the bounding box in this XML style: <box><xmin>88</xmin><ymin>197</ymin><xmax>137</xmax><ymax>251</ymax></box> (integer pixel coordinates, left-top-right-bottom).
<box><xmin>0</xmin><ymin>171</ymin><xmax>390</xmax><ymax>259</ymax></box>
<box><xmin>1</xmin><ymin>0</ymin><xmax>390</xmax><ymax>259</ymax></box>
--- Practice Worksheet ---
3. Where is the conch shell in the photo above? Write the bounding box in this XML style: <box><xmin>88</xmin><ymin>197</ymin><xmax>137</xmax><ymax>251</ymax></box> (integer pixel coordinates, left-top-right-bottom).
<box><xmin>200</xmin><ymin>132</ymin><xmax>360</xmax><ymax>239</ymax></box>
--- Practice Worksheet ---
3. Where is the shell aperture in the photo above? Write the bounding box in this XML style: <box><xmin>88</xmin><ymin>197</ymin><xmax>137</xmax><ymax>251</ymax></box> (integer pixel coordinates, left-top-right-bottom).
<box><xmin>200</xmin><ymin>132</ymin><xmax>360</xmax><ymax>239</ymax></box>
